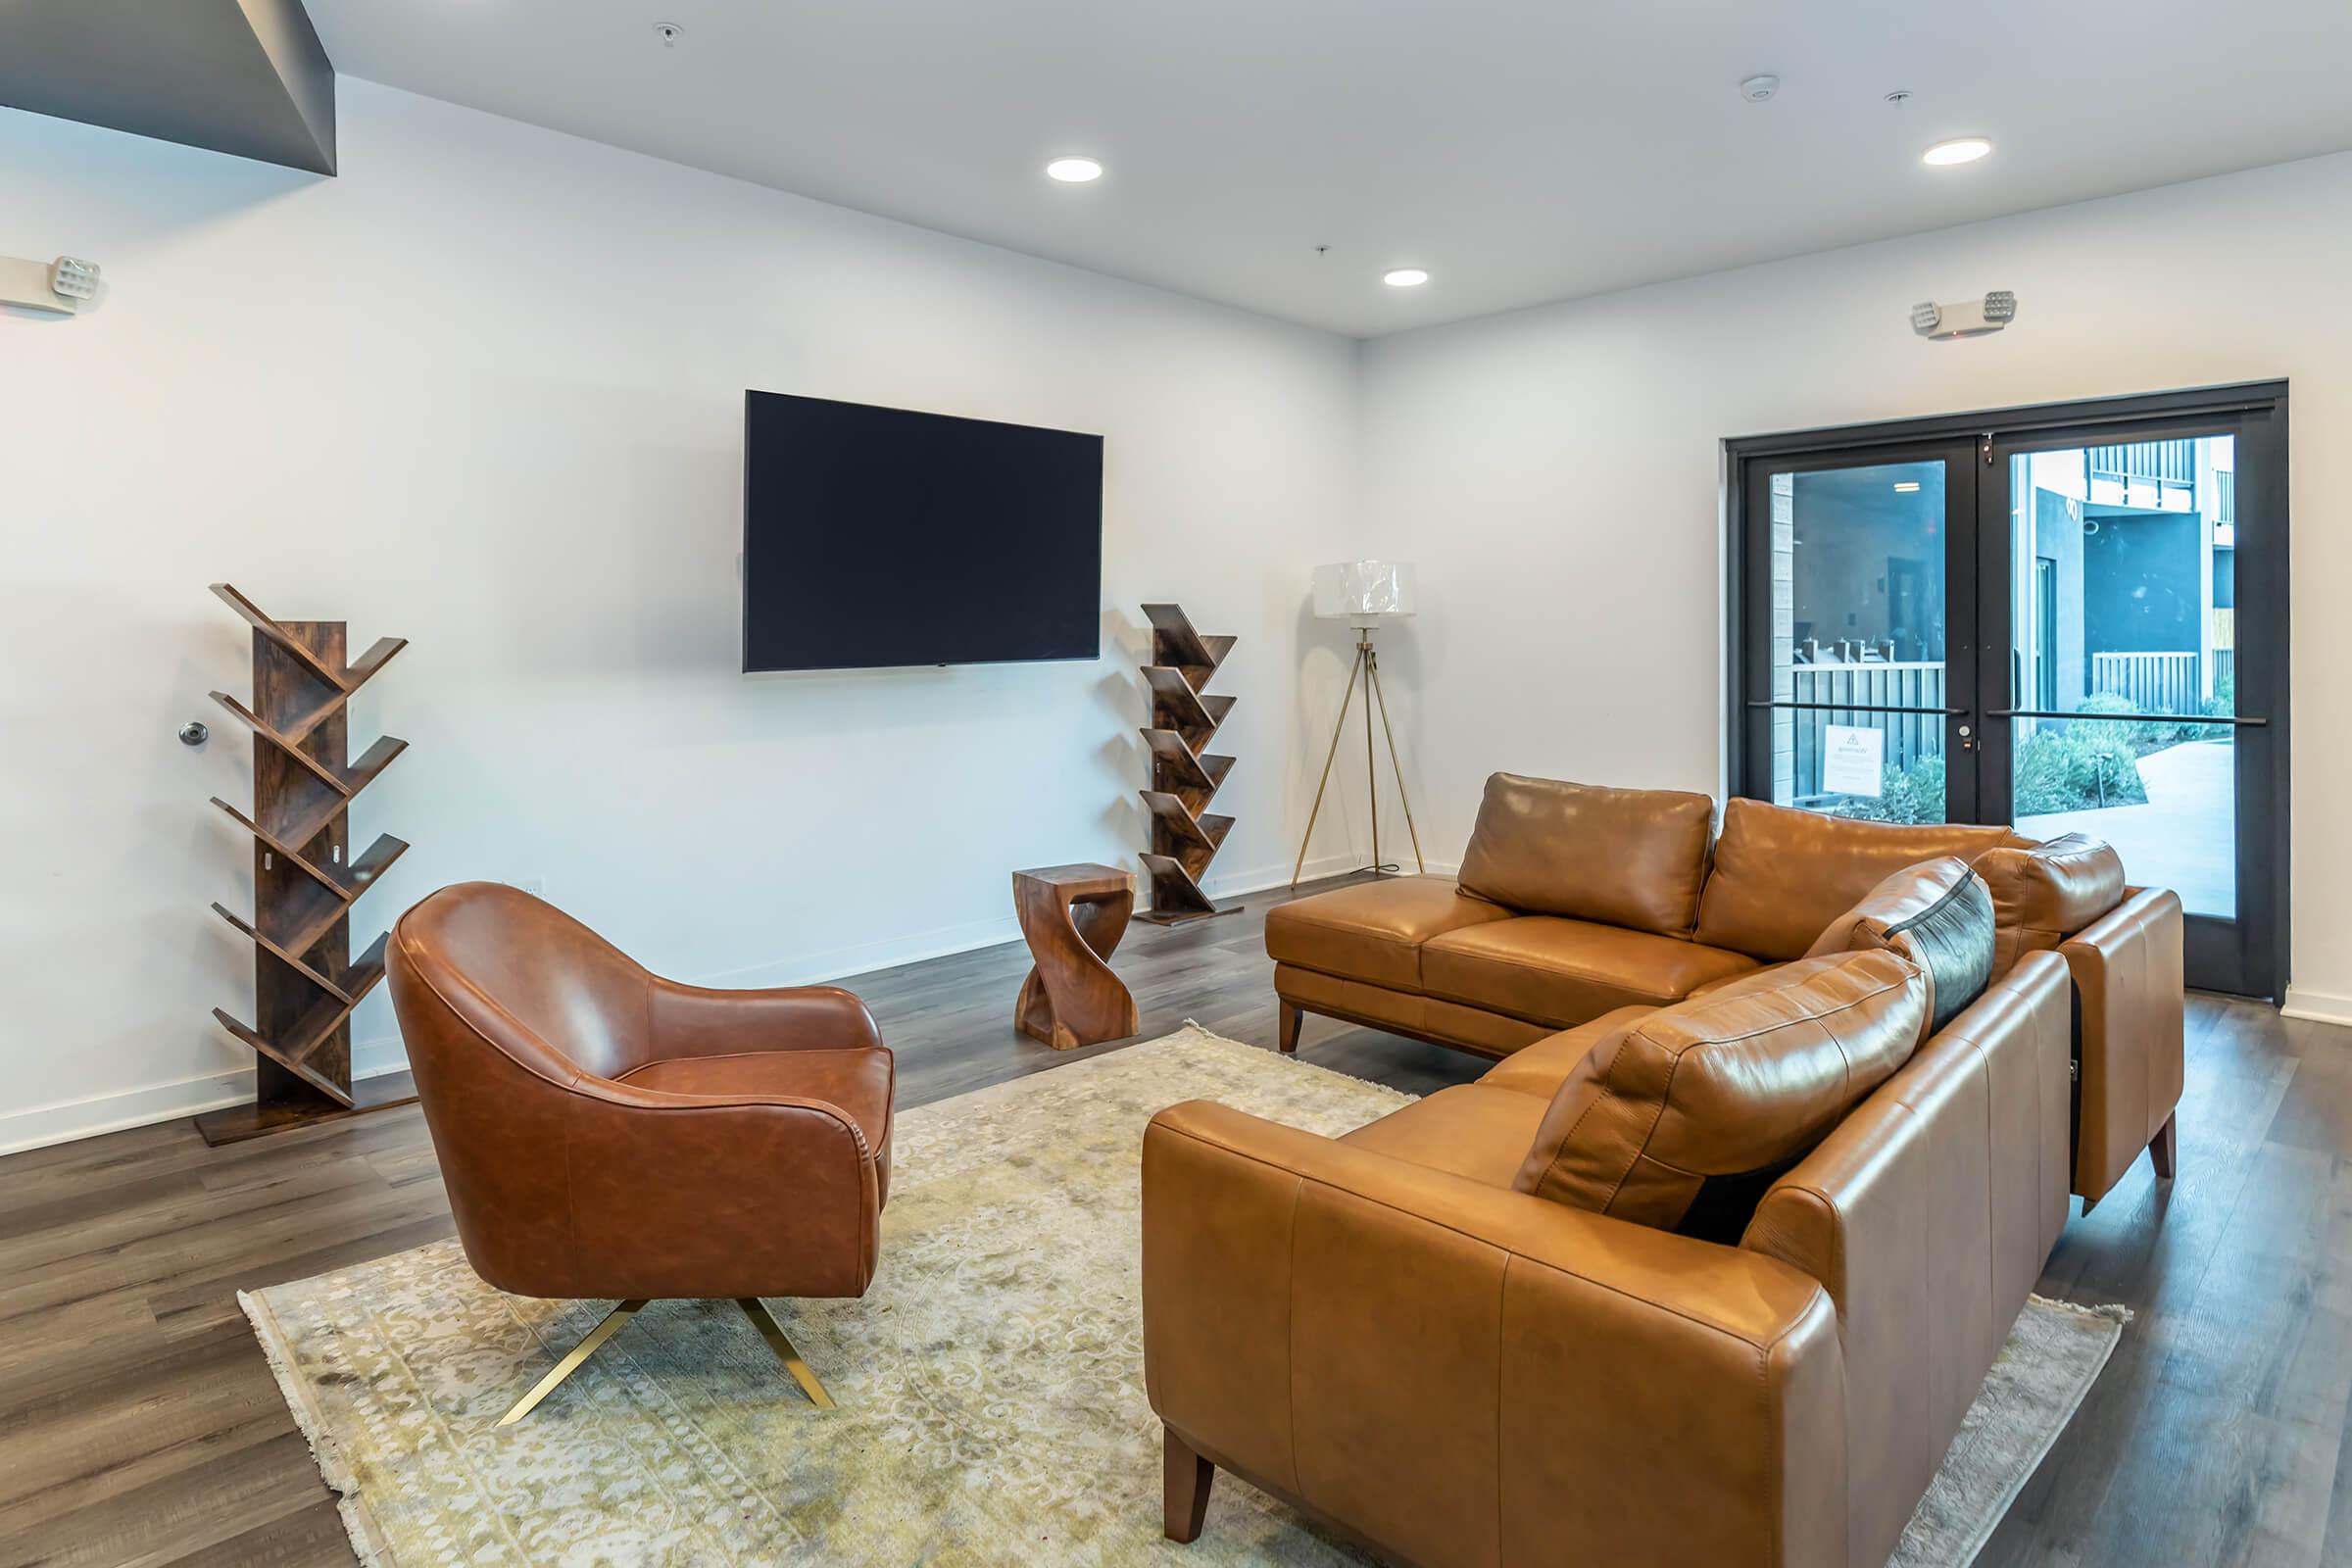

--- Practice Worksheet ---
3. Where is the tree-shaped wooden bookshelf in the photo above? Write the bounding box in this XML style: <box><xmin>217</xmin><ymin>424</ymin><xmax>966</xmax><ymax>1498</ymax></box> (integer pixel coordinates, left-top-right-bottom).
<box><xmin>1137</xmin><ymin>603</ymin><xmax>1239</xmax><ymax>924</ymax></box>
<box><xmin>200</xmin><ymin>582</ymin><xmax>416</xmax><ymax>1144</ymax></box>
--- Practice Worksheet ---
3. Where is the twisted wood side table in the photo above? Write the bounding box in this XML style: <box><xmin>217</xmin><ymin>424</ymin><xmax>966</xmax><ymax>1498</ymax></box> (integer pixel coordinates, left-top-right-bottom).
<box><xmin>1012</xmin><ymin>863</ymin><xmax>1141</xmax><ymax>1049</ymax></box>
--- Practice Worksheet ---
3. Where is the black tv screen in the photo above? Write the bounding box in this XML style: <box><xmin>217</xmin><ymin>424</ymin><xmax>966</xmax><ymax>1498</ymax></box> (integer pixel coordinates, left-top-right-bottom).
<box><xmin>741</xmin><ymin>391</ymin><xmax>1103</xmax><ymax>672</ymax></box>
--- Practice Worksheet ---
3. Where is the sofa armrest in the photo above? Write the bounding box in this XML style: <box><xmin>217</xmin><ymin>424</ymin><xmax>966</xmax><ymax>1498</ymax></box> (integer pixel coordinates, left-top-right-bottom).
<box><xmin>559</xmin><ymin>1076</ymin><xmax>882</xmax><ymax>1298</ymax></box>
<box><xmin>647</xmin><ymin>980</ymin><xmax>885</xmax><ymax>1060</ymax></box>
<box><xmin>1142</xmin><ymin>1101</ymin><xmax>1843</xmax><ymax>1568</ymax></box>
<box><xmin>2059</xmin><ymin>886</ymin><xmax>2184</xmax><ymax>1202</ymax></box>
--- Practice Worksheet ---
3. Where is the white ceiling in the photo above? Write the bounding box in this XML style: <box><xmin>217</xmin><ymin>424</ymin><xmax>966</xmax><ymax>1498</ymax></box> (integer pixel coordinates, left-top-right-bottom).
<box><xmin>304</xmin><ymin>0</ymin><xmax>2352</xmax><ymax>337</ymax></box>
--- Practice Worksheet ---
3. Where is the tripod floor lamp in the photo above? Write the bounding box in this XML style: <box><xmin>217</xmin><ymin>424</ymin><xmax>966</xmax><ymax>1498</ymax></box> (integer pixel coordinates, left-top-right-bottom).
<box><xmin>1291</xmin><ymin>561</ymin><xmax>1424</xmax><ymax>888</ymax></box>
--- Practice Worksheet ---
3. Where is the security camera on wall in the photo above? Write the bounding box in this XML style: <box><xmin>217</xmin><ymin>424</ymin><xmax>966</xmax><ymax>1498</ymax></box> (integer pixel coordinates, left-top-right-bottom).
<box><xmin>1911</xmin><ymin>291</ymin><xmax>2017</xmax><ymax>340</ymax></box>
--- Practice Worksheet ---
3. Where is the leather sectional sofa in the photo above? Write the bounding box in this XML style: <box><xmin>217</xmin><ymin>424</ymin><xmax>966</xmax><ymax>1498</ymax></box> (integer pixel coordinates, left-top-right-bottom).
<box><xmin>1142</xmin><ymin>786</ymin><xmax>2162</xmax><ymax>1567</ymax></box>
<box><xmin>1265</xmin><ymin>773</ymin><xmax>2184</xmax><ymax>1204</ymax></box>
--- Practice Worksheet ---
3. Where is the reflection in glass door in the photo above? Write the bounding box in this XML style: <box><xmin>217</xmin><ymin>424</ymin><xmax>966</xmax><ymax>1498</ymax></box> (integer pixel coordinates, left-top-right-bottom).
<box><xmin>2001</xmin><ymin>440</ymin><xmax>2237</xmax><ymax>918</ymax></box>
<box><xmin>1744</xmin><ymin>449</ymin><xmax>1975</xmax><ymax>824</ymax></box>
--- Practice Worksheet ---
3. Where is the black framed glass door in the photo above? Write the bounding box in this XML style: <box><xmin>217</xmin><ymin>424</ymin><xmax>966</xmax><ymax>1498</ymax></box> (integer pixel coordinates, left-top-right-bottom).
<box><xmin>1730</xmin><ymin>384</ymin><xmax>2289</xmax><ymax>999</ymax></box>
<box><xmin>1739</xmin><ymin>443</ymin><xmax>1982</xmax><ymax>823</ymax></box>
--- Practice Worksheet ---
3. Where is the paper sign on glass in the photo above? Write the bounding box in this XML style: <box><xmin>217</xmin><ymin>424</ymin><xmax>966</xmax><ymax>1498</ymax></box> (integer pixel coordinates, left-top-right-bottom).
<box><xmin>1821</xmin><ymin>724</ymin><xmax>1886</xmax><ymax>798</ymax></box>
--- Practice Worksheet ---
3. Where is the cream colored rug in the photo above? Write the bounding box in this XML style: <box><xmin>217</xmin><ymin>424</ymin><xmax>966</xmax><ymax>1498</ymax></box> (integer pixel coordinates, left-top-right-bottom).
<box><xmin>244</xmin><ymin>1026</ymin><xmax>2121</xmax><ymax>1567</ymax></box>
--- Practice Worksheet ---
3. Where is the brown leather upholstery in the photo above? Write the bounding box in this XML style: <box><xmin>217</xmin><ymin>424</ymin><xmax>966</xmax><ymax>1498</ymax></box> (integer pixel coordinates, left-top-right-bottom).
<box><xmin>1515</xmin><ymin>950</ymin><xmax>1930</xmax><ymax>1228</ymax></box>
<box><xmin>1268</xmin><ymin>776</ymin><xmax>2180</xmax><ymax>1209</ymax></box>
<box><xmin>1143</xmin><ymin>1103</ymin><xmax>1845</xmax><ymax>1568</ymax></box>
<box><xmin>1456</xmin><ymin>773</ymin><xmax>1715</xmax><ymax>936</ymax></box>
<box><xmin>1151</xmin><ymin>935</ymin><xmax>2074</xmax><ymax>1568</ymax></box>
<box><xmin>1264</xmin><ymin>875</ymin><xmax>1512</xmax><ymax>991</ymax></box>
<box><xmin>1420</xmin><ymin>916</ymin><xmax>1756</xmax><ymax>1027</ymax></box>
<box><xmin>1975</xmin><ymin>832</ymin><xmax>2129</xmax><ymax>974</ymax></box>
<box><xmin>1475</xmin><ymin>1006</ymin><xmax>1651</xmax><ymax>1098</ymax></box>
<box><xmin>2063</xmin><ymin>887</ymin><xmax>2186</xmax><ymax>1202</ymax></box>
<box><xmin>1273</xmin><ymin>963</ymin><xmax>1555</xmax><ymax>1058</ymax></box>
<box><xmin>1691</xmin><ymin>960</ymin><xmax>1785</xmax><ymax>996</ymax></box>
<box><xmin>1694</xmin><ymin>798</ymin><xmax>2014</xmax><ymax>960</ymax></box>
<box><xmin>387</xmin><ymin>882</ymin><xmax>893</xmax><ymax>1301</ymax></box>
<box><xmin>1806</xmin><ymin>857</ymin><xmax>1997</xmax><ymax>1032</ymax></box>
<box><xmin>1741</xmin><ymin>951</ymin><xmax>2073</xmax><ymax>1566</ymax></box>
<box><xmin>1339</xmin><ymin>1084</ymin><xmax>1551</xmax><ymax>1187</ymax></box>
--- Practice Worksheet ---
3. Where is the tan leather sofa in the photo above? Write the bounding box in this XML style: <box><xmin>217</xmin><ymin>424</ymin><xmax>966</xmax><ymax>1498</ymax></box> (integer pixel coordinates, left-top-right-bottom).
<box><xmin>1148</xmin><ymin>854</ymin><xmax>2072</xmax><ymax>1568</ymax></box>
<box><xmin>1268</xmin><ymin>774</ymin><xmax>2184</xmax><ymax>1205</ymax></box>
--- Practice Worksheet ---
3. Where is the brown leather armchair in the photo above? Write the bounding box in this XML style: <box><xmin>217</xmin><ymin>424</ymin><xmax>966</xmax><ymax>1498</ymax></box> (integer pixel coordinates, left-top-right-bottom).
<box><xmin>386</xmin><ymin>881</ymin><xmax>893</xmax><ymax>1423</ymax></box>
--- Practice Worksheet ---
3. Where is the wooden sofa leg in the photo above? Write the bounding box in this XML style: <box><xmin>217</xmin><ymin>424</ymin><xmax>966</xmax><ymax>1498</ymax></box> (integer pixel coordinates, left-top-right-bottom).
<box><xmin>2149</xmin><ymin>1111</ymin><xmax>2179</xmax><ymax>1180</ymax></box>
<box><xmin>1164</xmin><ymin>1426</ymin><xmax>1215</xmax><ymax>1543</ymax></box>
<box><xmin>1278</xmin><ymin>1000</ymin><xmax>1302</xmax><ymax>1054</ymax></box>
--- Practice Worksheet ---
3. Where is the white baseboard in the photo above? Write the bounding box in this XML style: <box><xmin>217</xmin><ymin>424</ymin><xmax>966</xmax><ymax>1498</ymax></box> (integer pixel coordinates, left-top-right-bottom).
<box><xmin>2281</xmin><ymin>987</ymin><xmax>2352</xmax><ymax>1030</ymax></box>
<box><xmin>0</xmin><ymin>1053</ymin><xmax>416</xmax><ymax>1159</ymax></box>
<box><xmin>1</xmin><ymin>850</ymin><xmax>1391</xmax><ymax>1159</ymax></box>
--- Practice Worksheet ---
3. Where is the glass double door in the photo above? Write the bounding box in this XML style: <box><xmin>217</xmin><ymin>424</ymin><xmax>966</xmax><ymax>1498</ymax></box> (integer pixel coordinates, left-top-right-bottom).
<box><xmin>1737</xmin><ymin>395</ymin><xmax>2287</xmax><ymax>997</ymax></box>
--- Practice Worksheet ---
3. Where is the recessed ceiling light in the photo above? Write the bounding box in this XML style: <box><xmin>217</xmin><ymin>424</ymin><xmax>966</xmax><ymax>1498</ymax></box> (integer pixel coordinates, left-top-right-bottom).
<box><xmin>1046</xmin><ymin>157</ymin><xmax>1102</xmax><ymax>183</ymax></box>
<box><xmin>1893</xmin><ymin>481</ymin><xmax>1922</xmax><ymax>493</ymax></box>
<box><xmin>1923</xmin><ymin>136</ymin><xmax>1992</xmax><ymax>167</ymax></box>
<box><xmin>1383</xmin><ymin>268</ymin><xmax>1429</xmax><ymax>288</ymax></box>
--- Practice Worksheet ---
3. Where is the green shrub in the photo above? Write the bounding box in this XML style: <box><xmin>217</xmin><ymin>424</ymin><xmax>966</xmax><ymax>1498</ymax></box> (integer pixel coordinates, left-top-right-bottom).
<box><xmin>2014</xmin><ymin>720</ymin><xmax>2147</xmax><ymax>814</ymax></box>
<box><xmin>1842</xmin><ymin>754</ymin><xmax>1945</xmax><ymax>825</ymax></box>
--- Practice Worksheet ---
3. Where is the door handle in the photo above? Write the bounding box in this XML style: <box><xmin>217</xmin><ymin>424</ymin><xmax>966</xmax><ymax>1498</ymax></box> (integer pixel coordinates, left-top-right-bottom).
<box><xmin>1984</xmin><ymin>709</ymin><xmax>2267</xmax><ymax>727</ymax></box>
<box><xmin>1744</xmin><ymin>700</ymin><xmax>1969</xmax><ymax>715</ymax></box>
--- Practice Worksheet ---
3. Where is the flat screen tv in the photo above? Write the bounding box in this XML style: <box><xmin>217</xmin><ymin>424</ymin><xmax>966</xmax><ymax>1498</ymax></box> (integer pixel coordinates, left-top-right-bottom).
<box><xmin>741</xmin><ymin>391</ymin><xmax>1103</xmax><ymax>672</ymax></box>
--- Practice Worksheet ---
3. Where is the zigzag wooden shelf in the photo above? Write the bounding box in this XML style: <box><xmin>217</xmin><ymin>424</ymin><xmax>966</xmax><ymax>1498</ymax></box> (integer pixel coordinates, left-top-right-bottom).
<box><xmin>1136</xmin><ymin>603</ymin><xmax>1240</xmax><ymax>925</ymax></box>
<box><xmin>199</xmin><ymin>582</ymin><xmax>416</xmax><ymax>1146</ymax></box>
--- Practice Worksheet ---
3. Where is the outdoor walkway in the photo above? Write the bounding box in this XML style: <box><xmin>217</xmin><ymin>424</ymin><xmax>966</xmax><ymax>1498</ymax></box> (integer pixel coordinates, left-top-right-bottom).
<box><xmin>2018</xmin><ymin>738</ymin><xmax>2234</xmax><ymax>917</ymax></box>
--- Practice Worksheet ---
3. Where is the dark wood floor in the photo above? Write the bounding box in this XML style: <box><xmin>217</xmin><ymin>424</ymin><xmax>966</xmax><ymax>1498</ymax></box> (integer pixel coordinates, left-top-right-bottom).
<box><xmin>0</xmin><ymin>874</ymin><xmax>2343</xmax><ymax>1566</ymax></box>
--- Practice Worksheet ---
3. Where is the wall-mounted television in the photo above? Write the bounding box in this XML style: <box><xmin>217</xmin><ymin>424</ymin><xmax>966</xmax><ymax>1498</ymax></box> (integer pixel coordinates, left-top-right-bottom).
<box><xmin>741</xmin><ymin>391</ymin><xmax>1103</xmax><ymax>672</ymax></box>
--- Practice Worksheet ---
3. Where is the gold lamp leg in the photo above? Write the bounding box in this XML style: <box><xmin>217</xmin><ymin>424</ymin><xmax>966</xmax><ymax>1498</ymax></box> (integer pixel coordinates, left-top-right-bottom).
<box><xmin>498</xmin><ymin>1298</ymin><xmax>647</xmax><ymax>1426</ymax></box>
<box><xmin>1366</xmin><ymin>649</ymin><xmax>1425</xmax><ymax>874</ymax></box>
<box><xmin>737</xmin><ymin>1298</ymin><xmax>836</xmax><ymax>1408</ymax></box>
<box><xmin>1290</xmin><ymin>643</ymin><xmax>1366</xmax><ymax>888</ymax></box>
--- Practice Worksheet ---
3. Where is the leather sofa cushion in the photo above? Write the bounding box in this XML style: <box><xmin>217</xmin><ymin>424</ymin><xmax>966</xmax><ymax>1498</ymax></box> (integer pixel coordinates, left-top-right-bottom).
<box><xmin>1806</xmin><ymin>858</ymin><xmax>1995</xmax><ymax>1033</ymax></box>
<box><xmin>1339</xmin><ymin>1084</ymin><xmax>1552</xmax><ymax>1188</ymax></box>
<box><xmin>1974</xmin><ymin>832</ymin><xmax>2128</xmax><ymax>974</ymax></box>
<box><xmin>1477</xmin><ymin>1006</ymin><xmax>1654</xmax><ymax>1099</ymax></box>
<box><xmin>1264</xmin><ymin>875</ymin><xmax>1514</xmax><ymax>991</ymax></box>
<box><xmin>1693</xmin><ymin>798</ymin><xmax>2014</xmax><ymax>960</ymax></box>
<box><xmin>1421</xmin><ymin>917</ymin><xmax>1757</xmax><ymax>1030</ymax></box>
<box><xmin>1456</xmin><ymin>773</ymin><xmax>1716</xmax><ymax>937</ymax></box>
<box><xmin>1514</xmin><ymin>948</ymin><xmax>1928</xmax><ymax>1229</ymax></box>
<box><xmin>1691</xmin><ymin>962</ymin><xmax>1783</xmax><ymax>996</ymax></box>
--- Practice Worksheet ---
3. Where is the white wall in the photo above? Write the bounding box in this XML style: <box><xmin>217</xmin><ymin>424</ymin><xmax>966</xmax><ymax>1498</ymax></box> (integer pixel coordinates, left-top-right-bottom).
<box><xmin>11</xmin><ymin>85</ymin><xmax>2352</xmax><ymax>1155</ymax></box>
<box><xmin>1355</xmin><ymin>150</ymin><xmax>2352</xmax><ymax>1017</ymax></box>
<box><xmin>0</xmin><ymin>80</ymin><xmax>1372</xmax><ymax>1152</ymax></box>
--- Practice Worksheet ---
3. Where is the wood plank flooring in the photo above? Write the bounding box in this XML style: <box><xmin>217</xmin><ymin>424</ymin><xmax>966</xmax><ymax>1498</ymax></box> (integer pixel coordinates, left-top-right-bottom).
<box><xmin>0</xmin><ymin>873</ymin><xmax>2344</xmax><ymax>1566</ymax></box>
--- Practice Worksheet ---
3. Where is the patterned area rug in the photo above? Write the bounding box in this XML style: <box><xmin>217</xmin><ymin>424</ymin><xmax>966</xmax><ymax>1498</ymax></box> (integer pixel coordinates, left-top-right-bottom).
<box><xmin>244</xmin><ymin>1026</ymin><xmax>2122</xmax><ymax>1566</ymax></box>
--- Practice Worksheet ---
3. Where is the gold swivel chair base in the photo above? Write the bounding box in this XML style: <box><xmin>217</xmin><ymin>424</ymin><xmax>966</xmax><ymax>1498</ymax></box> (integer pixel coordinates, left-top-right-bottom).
<box><xmin>497</xmin><ymin>1296</ymin><xmax>837</xmax><ymax>1426</ymax></box>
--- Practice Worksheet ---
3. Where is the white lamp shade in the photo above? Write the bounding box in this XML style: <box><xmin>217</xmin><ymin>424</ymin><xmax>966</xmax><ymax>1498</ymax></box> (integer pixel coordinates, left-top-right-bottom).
<box><xmin>1313</xmin><ymin>560</ymin><xmax>1417</xmax><ymax>623</ymax></box>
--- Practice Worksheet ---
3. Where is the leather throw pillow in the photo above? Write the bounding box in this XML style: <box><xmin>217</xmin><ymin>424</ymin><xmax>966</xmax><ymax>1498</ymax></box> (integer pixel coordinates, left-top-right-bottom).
<box><xmin>1805</xmin><ymin>856</ymin><xmax>1996</xmax><ymax>1033</ymax></box>
<box><xmin>1513</xmin><ymin>948</ymin><xmax>1928</xmax><ymax>1230</ymax></box>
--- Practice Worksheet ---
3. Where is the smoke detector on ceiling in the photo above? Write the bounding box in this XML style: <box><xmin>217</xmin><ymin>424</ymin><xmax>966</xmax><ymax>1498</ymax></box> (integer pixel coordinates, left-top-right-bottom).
<box><xmin>1740</xmin><ymin>74</ymin><xmax>1781</xmax><ymax>102</ymax></box>
<box><xmin>653</xmin><ymin>22</ymin><xmax>684</xmax><ymax>46</ymax></box>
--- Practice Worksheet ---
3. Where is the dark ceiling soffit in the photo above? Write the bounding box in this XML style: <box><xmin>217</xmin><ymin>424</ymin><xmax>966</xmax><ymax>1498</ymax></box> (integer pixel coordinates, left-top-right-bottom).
<box><xmin>0</xmin><ymin>0</ymin><xmax>336</xmax><ymax>175</ymax></box>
